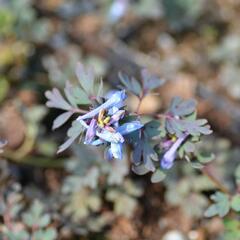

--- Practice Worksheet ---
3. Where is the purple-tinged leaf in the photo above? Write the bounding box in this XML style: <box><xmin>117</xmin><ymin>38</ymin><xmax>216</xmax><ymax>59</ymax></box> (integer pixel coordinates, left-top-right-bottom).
<box><xmin>170</xmin><ymin>96</ymin><xmax>196</xmax><ymax>116</ymax></box>
<box><xmin>45</xmin><ymin>88</ymin><xmax>72</xmax><ymax>110</ymax></box>
<box><xmin>119</xmin><ymin>72</ymin><xmax>142</xmax><ymax>97</ymax></box>
<box><xmin>52</xmin><ymin>111</ymin><xmax>74</xmax><ymax>130</ymax></box>
<box><xmin>141</xmin><ymin>69</ymin><xmax>165</xmax><ymax>93</ymax></box>
<box><xmin>64</xmin><ymin>81</ymin><xmax>78</xmax><ymax>108</ymax></box>
<box><xmin>75</xmin><ymin>62</ymin><xmax>95</xmax><ymax>95</ymax></box>
<box><xmin>57</xmin><ymin>120</ymin><xmax>85</xmax><ymax>153</ymax></box>
<box><xmin>57</xmin><ymin>137</ymin><xmax>77</xmax><ymax>154</ymax></box>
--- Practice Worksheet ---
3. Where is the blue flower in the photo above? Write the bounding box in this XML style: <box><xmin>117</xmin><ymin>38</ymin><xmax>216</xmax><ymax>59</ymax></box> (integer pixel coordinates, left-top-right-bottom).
<box><xmin>160</xmin><ymin>134</ymin><xmax>188</xmax><ymax>169</ymax></box>
<box><xmin>77</xmin><ymin>90</ymin><xmax>126</xmax><ymax>121</ymax></box>
<box><xmin>77</xmin><ymin>90</ymin><xmax>143</xmax><ymax>160</ymax></box>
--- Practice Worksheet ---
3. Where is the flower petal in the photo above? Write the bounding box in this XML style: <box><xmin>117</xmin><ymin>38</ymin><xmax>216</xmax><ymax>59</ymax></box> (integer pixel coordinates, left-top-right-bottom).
<box><xmin>109</xmin><ymin>110</ymin><xmax>125</xmax><ymax>124</ymax></box>
<box><xmin>117</xmin><ymin>121</ymin><xmax>143</xmax><ymax>135</ymax></box>
<box><xmin>91</xmin><ymin>139</ymin><xmax>105</xmax><ymax>146</ymax></box>
<box><xmin>84</xmin><ymin>119</ymin><xmax>97</xmax><ymax>144</ymax></box>
<box><xmin>105</xmin><ymin>147</ymin><xmax>114</xmax><ymax>161</ymax></box>
<box><xmin>161</xmin><ymin>134</ymin><xmax>188</xmax><ymax>169</ymax></box>
<box><xmin>96</xmin><ymin>130</ymin><xmax>124</xmax><ymax>143</ymax></box>
<box><xmin>77</xmin><ymin>90</ymin><xmax>126</xmax><ymax>121</ymax></box>
<box><xmin>111</xmin><ymin>142</ymin><xmax>123</xmax><ymax>159</ymax></box>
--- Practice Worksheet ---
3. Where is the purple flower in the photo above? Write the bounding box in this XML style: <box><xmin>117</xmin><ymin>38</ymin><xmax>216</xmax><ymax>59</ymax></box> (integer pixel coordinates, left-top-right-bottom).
<box><xmin>77</xmin><ymin>90</ymin><xmax>143</xmax><ymax>160</ymax></box>
<box><xmin>84</xmin><ymin>119</ymin><xmax>97</xmax><ymax>144</ymax></box>
<box><xmin>161</xmin><ymin>134</ymin><xmax>188</xmax><ymax>169</ymax></box>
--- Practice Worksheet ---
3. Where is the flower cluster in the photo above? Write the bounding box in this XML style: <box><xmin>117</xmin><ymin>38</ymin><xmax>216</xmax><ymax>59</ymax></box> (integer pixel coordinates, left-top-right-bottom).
<box><xmin>77</xmin><ymin>90</ymin><xmax>143</xmax><ymax>160</ymax></box>
<box><xmin>46</xmin><ymin>62</ymin><xmax>213</xmax><ymax>182</ymax></box>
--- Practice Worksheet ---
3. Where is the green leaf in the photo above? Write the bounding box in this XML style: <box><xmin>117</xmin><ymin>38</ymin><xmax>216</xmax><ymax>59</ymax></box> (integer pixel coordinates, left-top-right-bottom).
<box><xmin>72</xmin><ymin>87</ymin><xmax>91</xmax><ymax>105</ymax></box>
<box><xmin>45</xmin><ymin>88</ymin><xmax>72</xmax><ymax>111</ymax></box>
<box><xmin>144</xmin><ymin>120</ymin><xmax>160</xmax><ymax>138</ymax></box>
<box><xmin>204</xmin><ymin>192</ymin><xmax>230</xmax><ymax>218</ymax></box>
<box><xmin>235</xmin><ymin>165</ymin><xmax>240</xmax><ymax>185</ymax></box>
<box><xmin>170</xmin><ymin>96</ymin><xmax>196</xmax><ymax>117</ymax></box>
<box><xmin>231</xmin><ymin>195</ymin><xmax>240</xmax><ymax>212</ymax></box>
<box><xmin>132</xmin><ymin>164</ymin><xmax>150</xmax><ymax>175</ymax></box>
<box><xmin>197</xmin><ymin>152</ymin><xmax>215</xmax><ymax>163</ymax></box>
<box><xmin>33</xmin><ymin>228</ymin><xmax>57</xmax><ymax>240</ymax></box>
<box><xmin>151</xmin><ymin>169</ymin><xmax>166</xmax><ymax>183</ymax></box>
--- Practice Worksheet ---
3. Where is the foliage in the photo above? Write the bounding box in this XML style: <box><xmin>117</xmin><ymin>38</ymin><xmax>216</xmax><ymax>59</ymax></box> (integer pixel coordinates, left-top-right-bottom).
<box><xmin>46</xmin><ymin>63</ymin><xmax>212</xmax><ymax>185</ymax></box>
<box><xmin>1</xmin><ymin>0</ymin><xmax>240</xmax><ymax>239</ymax></box>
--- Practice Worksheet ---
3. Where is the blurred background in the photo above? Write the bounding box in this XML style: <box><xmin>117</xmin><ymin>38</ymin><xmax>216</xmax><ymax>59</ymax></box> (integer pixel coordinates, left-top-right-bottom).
<box><xmin>0</xmin><ymin>0</ymin><xmax>240</xmax><ymax>239</ymax></box>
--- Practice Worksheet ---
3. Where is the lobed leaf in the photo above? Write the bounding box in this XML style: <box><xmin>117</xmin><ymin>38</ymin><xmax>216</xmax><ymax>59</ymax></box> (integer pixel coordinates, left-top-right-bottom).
<box><xmin>205</xmin><ymin>192</ymin><xmax>230</xmax><ymax>217</ymax></box>
<box><xmin>231</xmin><ymin>195</ymin><xmax>240</xmax><ymax>212</ymax></box>
<box><xmin>169</xmin><ymin>96</ymin><xmax>196</xmax><ymax>117</ymax></box>
<box><xmin>57</xmin><ymin>120</ymin><xmax>84</xmax><ymax>153</ymax></box>
<box><xmin>45</xmin><ymin>88</ymin><xmax>72</xmax><ymax>111</ymax></box>
<box><xmin>141</xmin><ymin>69</ymin><xmax>165</xmax><ymax>93</ymax></box>
<box><xmin>119</xmin><ymin>72</ymin><xmax>142</xmax><ymax>97</ymax></box>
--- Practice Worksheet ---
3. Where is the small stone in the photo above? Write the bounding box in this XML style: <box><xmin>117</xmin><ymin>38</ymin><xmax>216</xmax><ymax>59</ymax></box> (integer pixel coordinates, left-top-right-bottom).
<box><xmin>162</xmin><ymin>230</ymin><xmax>187</xmax><ymax>240</ymax></box>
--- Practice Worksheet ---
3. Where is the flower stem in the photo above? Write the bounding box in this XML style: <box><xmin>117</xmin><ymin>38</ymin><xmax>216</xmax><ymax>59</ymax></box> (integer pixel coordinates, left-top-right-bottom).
<box><xmin>135</xmin><ymin>96</ymin><xmax>144</xmax><ymax>114</ymax></box>
<box><xmin>201</xmin><ymin>165</ymin><xmax>230</xmax><ymax>195</ymax></box>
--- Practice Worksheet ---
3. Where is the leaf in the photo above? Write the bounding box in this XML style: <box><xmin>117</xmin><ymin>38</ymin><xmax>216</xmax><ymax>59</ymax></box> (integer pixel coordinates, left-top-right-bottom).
<box><xmin>223</xmin><ymin>219</ymin><xmax>240</xmax><ymax>240</ymax></box>
<box><xmin>143</xmin><ymin>142</ymin><xmax>156</xmax><ymax>172</ymax></box>
<box><xmin>144</xmin><ymin>120</ymin><xmax>161</xmax><ymax>138</ymax></box>
<box><xmin>33</xmin><ymin>228</ymin><xmax>57</xmax><ymax>240</ymax></box>
<box><xmin>64</xmin><ymin>81</ymin><xmax>78</xmax><ymax>107</ymax></box>
<box><xmin>132</xmin><ymin>164</ymin><xmax>150</xmax><ymax>175</ymax></box>
<box><xmin>151</xmin><ymin>169</ymin><xmax>166</xmax><ymax>183</ymax></box>
<box><xmin>141</xmin><ymin>69</ymin><xmax>165</xmax><ymax>92</ymax></box>
<box><xmin>57</xmin><ymin>120</ymin><xmax>84</xmax><ymax>153</ymax></box>
<box><xmin>38</xmin><ymin>214</ymin><xmax>51</xmax><ymax>228</ymax></box>
<box><xmin>22</xmin><ymin>200</ymin><xmax>46</xmax><ymax>228</ymax></box>
<box><xmin>197</xmin><ymin>152</ymin><xmax>215</xmax><ymax>163</ymax></box>
<box><xmin>45</xmin><ymin>88</ymin><xmax>72</xmax><ymax>110</ymax></box>
<box><xmin>166</xmin><ymin>118</ymin><xmax>212</xmax><ymax>137</ymax></box>
<box><xmin>183</xmin><ymin>141</ymin><xmax>195</xmax><ymax>153</ymax></box>
<box><xmin>75</xmin><ymin>62</ymin><xmax>95</xmax><ymax>95</ymax></box>
<box><xmin>72</xmin><ymin>87</ymin><xmax>91</xmax><ymax>105</ymax></box>
<box><xmin>204</xmin><ymin>204</ymin><xmax>218</xmax><ymax>218</ymax></box>
<box><xmin>170</xmin><ymin>96</ymin><xmax>196</xmax><ymax>117</ymax></box>
<box><xmin>235</xmin><ymin>165</ymin><xmax>240</xmax><ymax>185</ymax></box>
<box><xmin>52</xmin><ymin>111</ymin><xmax>73</xmax><ymax>130</ymax></box>
<box><xmin>205</xmin><ymin>192</ymin><xmax>230</xmax><ymax>218</ymax></box>
<box><xmin>231</xmin><ymin>195</ymin><xmax>240</xmax><ymax>212</ymax></box>
<box><xmin>119</xmin><ymin>72</ymin><xmax>142</xmax><ymax>97</ymax></box>
<box><xmin>190</xmin><ymin>162</ymin><xmax>204</xmax><ymax>169</ymax></box>
<box><xmin>182</xmin><ymin>119</ymin><xmax>212</xmax><ymax>136</ymax></box>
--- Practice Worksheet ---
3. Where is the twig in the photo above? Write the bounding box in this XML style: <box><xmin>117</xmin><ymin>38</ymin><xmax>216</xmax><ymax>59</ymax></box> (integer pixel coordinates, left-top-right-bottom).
<box><xmin>201</xmin><ymin>165</ymin><xmax>230</xmax><ymax>195</ymax></box>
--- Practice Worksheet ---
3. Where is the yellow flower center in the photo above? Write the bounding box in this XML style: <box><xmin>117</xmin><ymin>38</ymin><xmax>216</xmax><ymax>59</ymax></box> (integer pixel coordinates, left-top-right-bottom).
<box><xmin>98</xmin><ymin>109</ymin><xmax>111</xmax><ymax>128</ymax></box>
